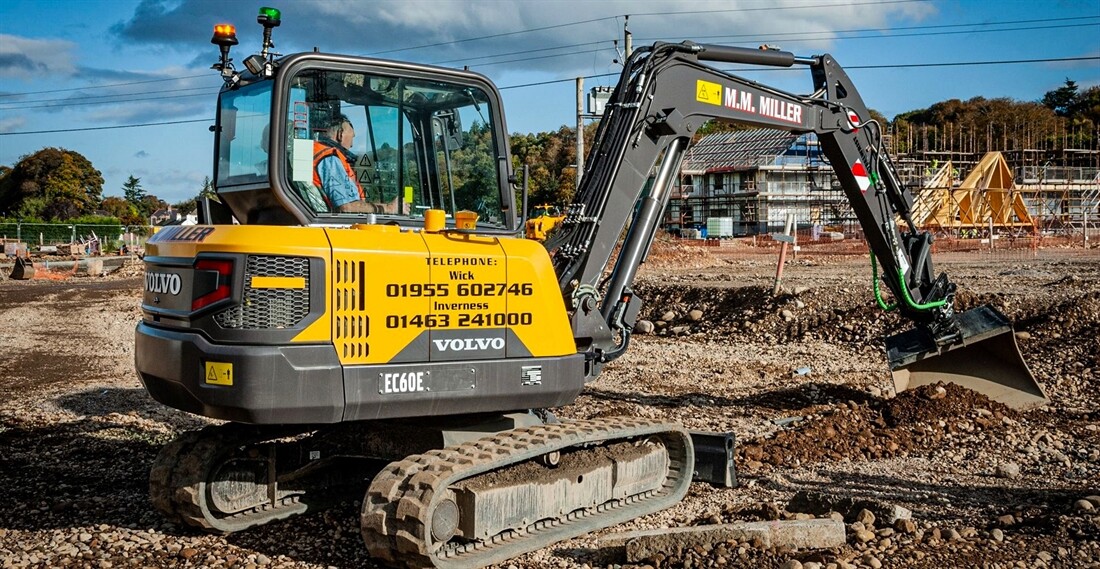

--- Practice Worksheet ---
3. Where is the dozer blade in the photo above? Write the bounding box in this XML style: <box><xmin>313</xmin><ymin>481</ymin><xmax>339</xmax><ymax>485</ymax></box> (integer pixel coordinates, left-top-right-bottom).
<box><xmin>886</xmin><ymin>305</ymin><xmax>1047</xmax><ymax>409</ymax></box>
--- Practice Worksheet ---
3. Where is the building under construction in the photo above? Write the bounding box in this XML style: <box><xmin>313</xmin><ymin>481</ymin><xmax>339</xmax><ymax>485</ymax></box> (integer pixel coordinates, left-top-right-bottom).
<box><xmin>666</xmin><ymin>129</ymin><xmax>848</xmax><ymax>237</ymax></box>
<box><xmin>667</xmin><ymin>129</ymin><xmax>1100</xmax><ymax>238</ymax></box>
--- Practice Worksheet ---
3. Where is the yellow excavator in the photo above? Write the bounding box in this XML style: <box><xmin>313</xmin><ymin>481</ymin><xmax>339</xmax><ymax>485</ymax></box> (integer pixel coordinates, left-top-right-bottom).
<box><xmin>135</xmin><ymin>8</ymin><xmax>1045</xmax><ymax>568</ymax></box>
<box><xmin>524</xmin><ymin>204</ymin><xmax>565</xmax><ymax>241</ymax></box>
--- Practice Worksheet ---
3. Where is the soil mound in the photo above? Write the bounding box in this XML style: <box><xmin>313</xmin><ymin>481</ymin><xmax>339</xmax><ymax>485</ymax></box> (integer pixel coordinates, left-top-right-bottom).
<box><xmin>740</xmin><ymin>383</ymin><xmax>1012</xmax><ymax>468</ymax></box>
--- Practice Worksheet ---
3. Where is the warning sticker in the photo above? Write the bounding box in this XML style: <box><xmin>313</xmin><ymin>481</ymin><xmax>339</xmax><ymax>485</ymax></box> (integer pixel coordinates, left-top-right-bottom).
<box><xmin>696</xmin><ymin>80</ymin><xmax>722</xmax><ymax>106</ymax></box>
<box><xmin>205</xmin><ymin>361</ymin><xmax>233</xmax><ymax>386</ymax></box>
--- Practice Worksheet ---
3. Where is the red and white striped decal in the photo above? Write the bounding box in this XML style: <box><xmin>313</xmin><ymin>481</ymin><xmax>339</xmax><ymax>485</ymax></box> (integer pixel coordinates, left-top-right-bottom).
<box><xmin>846</xmin><ymin>110</ymin><xmax>861</xmax><ymax>131</ymax></box>
<box><xmin>852</xmin><ymin>160</ymin><xmax>871</xmax><ymax>193</ymax></box>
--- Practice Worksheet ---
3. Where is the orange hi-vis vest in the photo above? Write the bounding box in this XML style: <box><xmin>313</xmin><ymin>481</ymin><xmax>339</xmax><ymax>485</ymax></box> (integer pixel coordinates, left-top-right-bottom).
<box><xmin>312</xmin><ymin>142</ymin><xmax>365</xmax><ymax>207</ymax></box>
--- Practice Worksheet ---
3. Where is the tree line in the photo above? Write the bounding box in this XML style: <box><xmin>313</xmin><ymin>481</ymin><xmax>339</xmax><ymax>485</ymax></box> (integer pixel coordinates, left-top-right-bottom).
<box><xmin>891</xmin><ymin>79</ymin><xmax>1099</xmax><ymax>155</ymax></box>
<box><xmin>0</xmin><ymin>145</ymin><xmax>215</xmax><ymax>226</ymax></box>
<box><xmin>1</xmin><ymin>79</ymin><xmax>1095</xmax><ymax>224</ymax></box>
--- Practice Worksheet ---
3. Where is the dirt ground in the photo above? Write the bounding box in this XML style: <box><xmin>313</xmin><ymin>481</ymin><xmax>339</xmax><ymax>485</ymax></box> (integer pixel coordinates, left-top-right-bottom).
<box><xmin>0</xmin><ymin>246</ymin><xmax>1098</xmax><ymax>569</ymax></box>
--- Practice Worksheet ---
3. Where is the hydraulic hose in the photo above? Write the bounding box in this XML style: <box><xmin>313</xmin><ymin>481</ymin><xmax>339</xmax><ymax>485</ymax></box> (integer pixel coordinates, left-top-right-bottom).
<box><xmin>870</xmin><ymin>253</ymin><xmax>896</xmax><ymax>312</ymax></box>
<box><xmin>871</xmin><ymin>253</ymin><xmax>948</xmax><ymax>312</ymax></box>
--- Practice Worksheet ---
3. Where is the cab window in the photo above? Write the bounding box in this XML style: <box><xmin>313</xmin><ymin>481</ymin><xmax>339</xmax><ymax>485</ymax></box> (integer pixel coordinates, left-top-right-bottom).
<box><xmin>215</xmin><ymin>82</ymin><xmax>272</xmax><ymax>187</ymax></box>
<box><xmin>284</xmin><ymin>69</ymin><xmax>505</xmax><ymax>226</ymax></box>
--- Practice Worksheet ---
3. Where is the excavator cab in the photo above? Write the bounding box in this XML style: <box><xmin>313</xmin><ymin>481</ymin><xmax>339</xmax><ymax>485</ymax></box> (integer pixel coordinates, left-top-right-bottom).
<box><xmin>208</xmin><ymin>40</ymin><xmax>516</xmax><ymax>232</ymax></box>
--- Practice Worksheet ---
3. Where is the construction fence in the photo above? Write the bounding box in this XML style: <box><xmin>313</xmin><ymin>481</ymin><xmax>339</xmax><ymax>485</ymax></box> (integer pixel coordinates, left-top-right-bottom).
<box><xmin>1</xmin><ymin>222</ymin><xmax>151</xmax><ymax>256</ymax></box>
<box><xmin>671</xmin><ymin>226</ymin><xmax>1099</xmax><ymax>264</ymax></box>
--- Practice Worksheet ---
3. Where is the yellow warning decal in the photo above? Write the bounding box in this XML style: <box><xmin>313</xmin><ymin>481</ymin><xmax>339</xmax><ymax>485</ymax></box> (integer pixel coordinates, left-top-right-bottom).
<box><xmin>250</xmin><ymin>276</ymin><xmax>306</xmax><ymax>289</ymax></box>
<box><xmin>205</xmin><ymin>361</ymin><xmax>233</xmax><ymax>386</ymax></box>
<box><xmin>696</xmin><ymin>80</ymin><xmax>722</xmax><ymax>106</ymax></box>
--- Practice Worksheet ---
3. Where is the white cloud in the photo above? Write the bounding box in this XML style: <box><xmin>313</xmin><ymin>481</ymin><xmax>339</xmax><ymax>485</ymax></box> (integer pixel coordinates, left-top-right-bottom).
<box><xmin>128</xmin><ymin>167</ymin><xmax>209</xmax><ymax>202</ymax></box>
<box><xmin>0</xmin><ymin>116</ymin><xmax>27</xmax><ymax>133</ymax></box>
<box><xmin>110</xmin><ymin>0</ymin><xmax>937</xmax><ymax>76</ymax></box>
<box><xmin>0</xmin><ymin>34</ymin><xmax>78</xmax><ymax>78</ymax></box>
<box><xmin>86</xmin><ymin>99</ymin><xmax>210</xmax><ymax>124</ymax></box>
<box><xmin>102</xmin><ymin>164</ymin><xmax>209</xmax><ymax>203</ymax></box>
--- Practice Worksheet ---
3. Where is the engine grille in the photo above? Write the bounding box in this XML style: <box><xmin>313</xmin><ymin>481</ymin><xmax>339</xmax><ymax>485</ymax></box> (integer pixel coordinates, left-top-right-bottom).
<box><xmin>214</xmin><ymin>256</ymin><xmax>310</xmax><ymax>329</ymax></box>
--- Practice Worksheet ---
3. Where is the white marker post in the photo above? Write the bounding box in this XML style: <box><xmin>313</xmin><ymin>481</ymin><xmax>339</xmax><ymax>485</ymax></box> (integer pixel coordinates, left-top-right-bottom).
<box><xmin>772</xmin><ymin>213</ymin><xmax>795</xmax><ymax>296</ymax></box>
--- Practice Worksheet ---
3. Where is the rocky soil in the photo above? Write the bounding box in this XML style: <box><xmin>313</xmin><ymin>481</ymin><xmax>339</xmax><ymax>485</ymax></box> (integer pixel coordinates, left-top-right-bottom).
<box><xmin>1</xmin><ymin>250</ymin><xmax>1098</xmax><ymax>568</ymax></box>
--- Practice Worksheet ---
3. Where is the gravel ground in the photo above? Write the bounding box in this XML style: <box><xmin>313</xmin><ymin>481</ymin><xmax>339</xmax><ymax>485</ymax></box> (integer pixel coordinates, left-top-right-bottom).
<box><xmin>0</xmin><ymin>250</ymin><xmax>1098</xmax><ymax>569</ymax></box>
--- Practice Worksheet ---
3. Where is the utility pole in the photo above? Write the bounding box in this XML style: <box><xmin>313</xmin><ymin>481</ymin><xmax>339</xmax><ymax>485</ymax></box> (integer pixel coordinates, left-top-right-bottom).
<box><xmin>576</xmin><ymin>77</ymin><xmax>584</xmax><ymax>189</ymax></box>
<box><xmin>576</xmin><ymin>17</ymin><xmax>638</xmax><ymax>190</ymax></box>
<box><xmin>624</xmin><ymin>15</ymin><xmax>632</xmax><ymax>59</ymax></box>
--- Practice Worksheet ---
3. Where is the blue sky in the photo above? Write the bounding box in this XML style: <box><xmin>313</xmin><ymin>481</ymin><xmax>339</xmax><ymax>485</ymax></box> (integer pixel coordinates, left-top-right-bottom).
<box><xmin>1</xmin><ymin>0</ymin><xmax>1098</xmax><ymax>204</ymax></box>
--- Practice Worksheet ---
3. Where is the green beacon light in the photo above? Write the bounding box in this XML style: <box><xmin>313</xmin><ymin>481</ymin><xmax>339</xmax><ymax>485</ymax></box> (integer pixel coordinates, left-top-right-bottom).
<box><xmin>258</xmin><ymin>7</ymin><xmax>281</xmax><ymax>27</ymax></box>
<box><xmin>256</xmin><ymin>6</ymin><xmax>281</xmax><ymax>64</ymax></box>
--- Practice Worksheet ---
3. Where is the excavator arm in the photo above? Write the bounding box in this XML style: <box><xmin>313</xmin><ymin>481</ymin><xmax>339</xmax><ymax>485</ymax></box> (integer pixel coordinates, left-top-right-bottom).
<box><xmin>547</xmin><ymin>42</ymin><xmax>1043</xmax><ymax>408</ymax></box>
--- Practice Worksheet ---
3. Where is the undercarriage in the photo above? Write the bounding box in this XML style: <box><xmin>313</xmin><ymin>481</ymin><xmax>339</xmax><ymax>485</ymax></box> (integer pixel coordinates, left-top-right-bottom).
<box><xmin>150</xmin><ymin>415</ymin><xmax>698</xmax><ymax>568</ymax></box>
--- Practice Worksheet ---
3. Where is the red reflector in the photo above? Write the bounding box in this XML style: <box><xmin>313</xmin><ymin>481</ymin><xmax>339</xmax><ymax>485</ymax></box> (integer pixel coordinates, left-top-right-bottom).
<box><xmin>192</xmin><ymin>259</ymin><xmax>233</xmax><ymax>311</ymax></box>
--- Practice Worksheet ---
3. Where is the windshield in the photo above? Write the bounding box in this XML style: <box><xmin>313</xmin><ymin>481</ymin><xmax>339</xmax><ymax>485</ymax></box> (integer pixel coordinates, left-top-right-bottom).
<box><xmin>284</xmin><ymin>68</ymin><xmax>505</xmax><ymax>227</ymax></box>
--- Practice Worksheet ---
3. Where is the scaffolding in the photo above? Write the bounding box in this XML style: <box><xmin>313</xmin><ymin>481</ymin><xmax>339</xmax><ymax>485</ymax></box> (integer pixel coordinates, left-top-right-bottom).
<box><xmin>908</xmin><ymin>153</ymin><xmax>1099</xmax><ymax>236</ymax></box>
<box><xmin>668</xmin><ymin>130</ymin><xmax>860</xmax><ymax>236</ymax></box>
<box><xmin>911</xmin><ymin>152</ymin><xmax>1034</xmax><ymax>232</ymax></box>
<box><xmin>666</xmin><ymin>130</ymin><xmax>1100</xmax><ymax>240</ymax></box>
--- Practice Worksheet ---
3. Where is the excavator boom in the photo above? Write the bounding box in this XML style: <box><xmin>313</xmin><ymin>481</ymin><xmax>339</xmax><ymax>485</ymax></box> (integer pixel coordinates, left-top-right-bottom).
<box><xmin>547</xmin><ymin>41</ymin><xmax>1044</xmax><ymax>407</ymax></box>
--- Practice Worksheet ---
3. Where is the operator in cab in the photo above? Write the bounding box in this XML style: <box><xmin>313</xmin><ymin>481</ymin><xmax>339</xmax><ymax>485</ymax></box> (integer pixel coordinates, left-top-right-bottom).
<box><xmin>313</xmin><ymin>114</ymin><xmax>396</xmax><ymax>214</ymax></box>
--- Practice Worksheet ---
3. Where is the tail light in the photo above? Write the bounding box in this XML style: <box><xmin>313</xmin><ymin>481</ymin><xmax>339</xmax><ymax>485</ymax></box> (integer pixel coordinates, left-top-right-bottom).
<box><xmin>192</xmin><ymin>258</ymin><xmax>234</xmax><ymax>310</ymax></box>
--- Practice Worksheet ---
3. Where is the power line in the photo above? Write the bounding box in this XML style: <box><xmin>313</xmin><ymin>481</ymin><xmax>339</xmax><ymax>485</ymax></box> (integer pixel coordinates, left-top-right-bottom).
<box><xmin>0</xmin><ymin>1</ymin><xmax>935</xmax><ymax>105</ymax></box>
<box><xmin>430</xmin><ymin>16</ymin><xmax>1099</xmax><ymax>67</ymax></box>
<box><xmin>369</xmin><ymin>0</ymin><xmax>926</xmax><ymax>56</ymax></box>
<box><xmin>629</xmin><ymin>0</ymin><xmax>923</xmax><ymax>18</ymax></box>
<box><xmin>366</xmin><ymin>15</ymin><xmax>619</xmax><ymax>56</ymax></box>
<box><xmin>0</xmin><ymin>90</ymin><xmax>218</xmax><ymax>111</ymax></box>
<box><xmin>432</xmin><ymin>39</ymin><xmax>614</xmax><ymax>66</ymax></box>
<box><xmin>10</xmin><ymin>84</ymin><xmax>222</xmax><ymax>105</ymax></box>
<box><xmin>0</xmin><ymin>74</ymin><xmax>210</xmax><ymax>99</ymax></box>
<box><xmin>454</xmin><ymin>21</ymin><xmax>1100</xmax><ymax>69</ymax></box>
<box><xmin>3</xmin><ymin>12</ymin><xmax>1091</xmax><ymax>105</ymax></box>
<box><xmin>3</xmin><ymin>55</ymin><xmax>1096</xmax><ymax>135</ymax></box>
<box><xmin>655</xmin><ymin>21</ymin><xmax>1100</xmax><ymax>46</ymax></box>
<box><xmin>497</xmin><ymin>56</ymin><xmax>1100</xmax><ymax>89</ymax></box>
<box><xmin>0</xmin><ymin>118</ymin><xmax>211</xmax><ymax>136</ymax></box>
<box><xmin>845</xmin><ymin>56</ymin><xmax>1100</xmax><ymax>69</ymax></box>
<box><xmin>686</xmin><ymin>15</ymin><xmax>1100</xmax><ymax>41</ymax></box>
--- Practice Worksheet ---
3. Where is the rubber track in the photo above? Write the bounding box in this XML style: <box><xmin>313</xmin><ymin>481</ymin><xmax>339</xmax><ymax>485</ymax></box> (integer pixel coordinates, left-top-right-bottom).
<box><xmin>148</xmin><ymin>424</ymin><xmax>309</xmax><ymax>534</ymax></box>
<box><xmin>360</xmin><ymin>416</ymin><xmax>693</xmax><ymax>569</ymax></box>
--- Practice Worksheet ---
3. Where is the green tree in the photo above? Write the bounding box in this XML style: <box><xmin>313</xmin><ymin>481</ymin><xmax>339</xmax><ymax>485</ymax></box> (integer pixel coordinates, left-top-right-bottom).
<box><xmin>450</xmin><ymin>121</ymin><xmax>499</xmax><ymax>214</ymax></box>
<box><xmin>1042</xmin><ymin>79</ymin><xmax>1079</xmax><ymax>117</ymax></box>
<box><xmin>893</xmin><ymin>95</ymin><xmax>1065</xmax><ymax>154</ymax></box>
<box><xmin>172</xmin><ymin>199</ymin><xmax>197</xmax><ymax>216</ymax></box>
<box><xmin>14</xmin><ymin>197</ymin><xmax>48</xmax><ymax>221</ymax></box>
<box><xmin>0</xmin><ymin>147</ymin><xmax>104</xmax><ymax>220</ymax></box>
<box><xmin>508</xmin><ymin>124</ymin><xmax>585</xmax><ymax>213</ymax></box>
<box><xmin>122</xmin><ymin>175</ymin><xmax>146</xmax><ymax>206</ymax></box>
<box><xmin>140</xmin><ymin>195</ymin><xmax>168</xmax><ymax>220</ymax></box>
<box><xmin>199</xmin><ymin>176</ymin><xmax>217</xmax><ymax>200</ymax></box>
<box><xmin>170</xmin><ymin>176</ymin><xmax>220</xmax><ymax>218</ymax></box>
<box><xmin>100</xmin><ymin>196</ymin><xmax>143</xmax><ymax>226</ymax></box>
<box><xmin>1071</xmin><ymin>86</ymin><xmax>1099</xmax><ymax>122</ymax></box>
